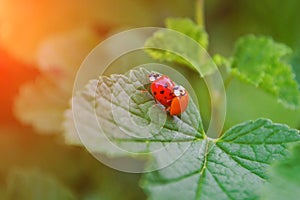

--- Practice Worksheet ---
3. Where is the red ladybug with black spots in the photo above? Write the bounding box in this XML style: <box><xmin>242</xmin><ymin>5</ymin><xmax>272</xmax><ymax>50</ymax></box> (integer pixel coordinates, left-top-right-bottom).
<box><xmin>149</xmin><ymin>73</ymin><xmax>175</xmax><ymax>107</ymax></box>
<box><xmin>148</xmin><ymin>73</ymin><xmax>189</xmax><ymax>116</ymax></box>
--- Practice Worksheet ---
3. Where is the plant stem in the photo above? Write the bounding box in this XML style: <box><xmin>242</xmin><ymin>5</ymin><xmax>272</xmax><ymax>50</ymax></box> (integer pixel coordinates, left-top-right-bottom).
<box><xmin>195</xmin><ymin>0</ymin><xmax>205</xmax><ymax>26</ymax></box>
<box><xmin>195</xmin><ymin>0</ymin><xmax>227</xmax><ymax>138</ymax></box>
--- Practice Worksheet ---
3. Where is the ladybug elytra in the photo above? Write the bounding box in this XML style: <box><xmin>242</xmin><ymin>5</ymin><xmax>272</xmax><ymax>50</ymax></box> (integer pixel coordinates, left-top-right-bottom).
<box><xmin>149</xmin><ymin>73</ymin><xmax>175</xmax><ymax>107</ymax></box>
<box><xmin>170</xmin><ymin>85</ymin><xmax>189</xmax><ymax>116</ymax></box>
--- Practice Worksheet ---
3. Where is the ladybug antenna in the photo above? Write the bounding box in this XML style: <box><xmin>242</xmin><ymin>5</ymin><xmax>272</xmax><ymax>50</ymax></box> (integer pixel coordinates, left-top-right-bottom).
<box><xmin>173</xmin><ymin>85</ymin><xmax>186</xmax><ymax>97</ymax></box>
<box><xmin>149</xmin><ymin>73</ymin><xmax>161</xmax><ymax>82</ymax></box>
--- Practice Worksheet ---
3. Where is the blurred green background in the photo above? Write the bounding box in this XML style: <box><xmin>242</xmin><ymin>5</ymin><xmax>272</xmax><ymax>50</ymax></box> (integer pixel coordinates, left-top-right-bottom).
<box><xmin>0</xmin><ymin>0</ymin><xmax>299</xmax><ymax>199</ymax></box>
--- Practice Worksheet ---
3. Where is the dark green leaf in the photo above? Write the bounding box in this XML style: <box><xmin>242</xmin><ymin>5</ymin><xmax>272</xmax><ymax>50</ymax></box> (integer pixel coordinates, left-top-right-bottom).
<box><xmin>142</xmin><ymin>119</ymin><xmax>300</xmax><ymax>200</ymax></box>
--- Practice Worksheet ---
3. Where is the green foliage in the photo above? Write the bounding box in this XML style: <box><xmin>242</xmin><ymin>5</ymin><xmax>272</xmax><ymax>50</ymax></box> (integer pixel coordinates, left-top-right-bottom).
<box><xmin>142</xmin><ymin>119</ymin><xmax>300</xmax><ymax>200</ymax></box>
<box><xmin>68</xmin><ymin>68</ymin><xmax>203</xmax><ymax>156</ymax></box>
<box><xmin>145</xmin><ymin>18</ymin><xmax>300</xmax><ymax>132</ymax></box>
<box><xmin>67</xmin><ymin>67</ymin><xmax>300</xmax><ymax>199</ymax></box>
<box><xmin>4</xmin><ymin>1</ymin><xmax>300</xmax><ymax>199</ymax></box>
<box><xmin>145</xmin><ymin>18</ymin><xmax>213</xmax><ymax>76</ymax></box>
<box><xmin>165</xmin><ymin>18</ymin><xmax>208</xmax><ymax>49</ymax></box>
<box><xmin>290</xmin><ymin>49</ymin><xmax>300</xmax><ymax>85</ymax></box>
<box><xmin>231</xmin><ymin>35</ymin><xmax>300</xmax><ymax>108</ymax></box>
<box><xmin>225</xmin><ymin>78</ymin><xmax>300</xmax><ymax>131</ymax></box>
<box><xmin>5</xmin><ymin>169</ymin><xmax>75</xmax><ymax>200</ymax></box>
<box><xmin>260</xmin><ymin>144</ymin><xmax>300</xmax><ymax>200</ymax></box>
<box><xmin>213</xmin><ymin>54</ymin><xmax>232</xmax><ymax>70</ymax></box>
<box><xmin>211</xmin><ymin>38</ymin><xmax>300</xmax><ymax>130</ymax></box>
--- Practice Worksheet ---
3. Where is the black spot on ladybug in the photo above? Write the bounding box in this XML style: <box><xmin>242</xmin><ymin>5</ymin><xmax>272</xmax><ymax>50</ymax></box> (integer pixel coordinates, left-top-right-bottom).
<box><xmin>164</xmin><ymin>96</ymin><xmax>167</xmax><ymax>99</ymax></box>
<box><xmin>169</xmin><ymin>93</ymin><xmax>173</xmax><ymax>96</ymax></box>
<box><xmin>154</xmin><ymin>92</ymin><xmax>157</xmax><ymax>95</ymax></box>
<box><xmin>160</xmin><ymin>90</ymin><xmax>164</xmax><ymax>94</ymax></box>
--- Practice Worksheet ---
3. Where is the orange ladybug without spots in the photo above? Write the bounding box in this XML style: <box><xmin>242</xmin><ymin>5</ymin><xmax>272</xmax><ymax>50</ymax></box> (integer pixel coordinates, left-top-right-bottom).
<box><xmin>169</xmin><ymin>85</ymin><xmax>189</xmax><ymax>116</ymax></box>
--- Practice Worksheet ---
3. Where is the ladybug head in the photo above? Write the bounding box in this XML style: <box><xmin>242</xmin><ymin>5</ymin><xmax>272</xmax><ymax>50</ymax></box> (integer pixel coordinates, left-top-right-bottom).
<box><xmin>173</xmin><ymin>85</ymin><xmax>186</xmax><ymax>97</ymax></box>
<box><xmin>149</xmin><ymin>73</ymin><xmax>161</xmax><ymax>82</ymax></box>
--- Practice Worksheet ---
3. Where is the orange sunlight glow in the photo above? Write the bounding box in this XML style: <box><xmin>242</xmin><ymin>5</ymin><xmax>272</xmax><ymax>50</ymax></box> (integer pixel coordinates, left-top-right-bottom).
<box><xmin>0</xmin><ymin>47</ymin><xmax>39</xmax><ymax>126</ymax></box>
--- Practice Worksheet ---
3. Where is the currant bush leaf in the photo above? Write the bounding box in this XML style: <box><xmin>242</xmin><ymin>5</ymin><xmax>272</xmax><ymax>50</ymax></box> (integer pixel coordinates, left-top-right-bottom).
<box><xmin>141</xmin><ymin>119</ymin><xmax>300</xmax><ymax>200</ymax></box>
<box><xmin>5</xmin><ymin>169</ymin><xmax>75</xmax><ymax>200</ymax></box>
<box><xmin>231</xmin><ymin>35</ymin><xmax>300</xmax><ymax>108</ymax></box>
<box><xmin>144</xmin><ymin>18</ymin><xmax>213</xmax><ymax>76</ymax></box>
<box><xmin>290</xmin><ymin>49</ymin><xmax>300</xmax><ymax>85</ymax></box>
<box><xmin>65</xmin><ymin>67</ymin><xmax>300</xmax><ymax>199</ymax></box>
<box><xmin>165</xmin><ymin>18</ymin><xmax>208</xmax><ymax>49</ymax></box>
<box><xmin>260</xmin><ymin>144</ymin><xmax>300</xmax><ymax>200</ymax></box>
<box><xmin>66</xmin><ymin>68</ymin><xmax>204</xmax><ymax>160</ymax></box>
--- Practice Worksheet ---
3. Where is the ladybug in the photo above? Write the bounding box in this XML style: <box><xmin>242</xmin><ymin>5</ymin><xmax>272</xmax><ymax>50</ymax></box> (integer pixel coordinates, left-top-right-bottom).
<box><xmin>169</xmin><ymin>85</ymin><xmax>189</xmax><ymax>116</ymax></box>
<box><xmin>148</xmin><ymin>73</ymin><xmax>189</xmax><ymax>116</ymax></box>
<box><xmin>149</xmin><ymin>73</ymin><xmax>175</xmax><ymax>107</ymax></box>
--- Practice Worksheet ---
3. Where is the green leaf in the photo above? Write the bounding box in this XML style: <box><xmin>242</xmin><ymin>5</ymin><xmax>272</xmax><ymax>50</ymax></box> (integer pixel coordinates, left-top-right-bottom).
<box><xmin>290</xmin><ymin>48</ymin><xmax>300</xmax><ymax>85</ymax></box>
<box><xmin>5</xmin><ymin>168</ymin><xmax>75</xmax><ymax>200</ymax></box>
<box><xmin>165</xmin><ymin>18</ymin><xmax>208</xmax><ymax>49</ymax></box>
<box><xmin>65</xmin><ymin>67</ymin><xmax>300</xmax><ymax>199</ymax></box>
<box><xmin>141</xmin><ymin>119</ymin><xmax>300</xmax><ymax>200</ymax></box>
<box><xmin>260</xmin><ymin>144</ymin><xmax>300</xmax><ymax>200</ymax></box>
<box><xmin>231</xmin><ymin>35</ymin><xmax>300</xmax><ymax>108</ymax></box>
<box><xmin>144</xmin><ymin>18</ymin><xmax>213</xmax><ymax>76</ymax></box>
<box><xmin>67</xmin><ymin>68</ymin><xmax>204</xmax><ymax>159</ymax></box>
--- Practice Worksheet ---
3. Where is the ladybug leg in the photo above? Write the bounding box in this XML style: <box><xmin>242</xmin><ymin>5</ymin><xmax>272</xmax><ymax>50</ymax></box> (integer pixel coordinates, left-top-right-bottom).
<box><xmin>140</xmin><ymin>89</ymin><xmax>148</xmax><ymax>93</ymax></box>
<box><xmin>165</xmin><ymin>106</ymin><xmax>170</xmax><ymax>112</ymax></box>
<box><xmin>149</xmin><ymin>101</ymin><xmax>161</xmax><ymax>112</ymax></box>
<box><xmin>139</xmin><ymin>88</ymin><xmax>149</xmax><ymax>93</ymax></box>
<box><xmin>138</xmin><ymin>83</ymin><xmax>151</xmax><ymax>92</ymax></box>
<box><xmin>153</xmin><ymin>98</ymin><xmax>159</xmax><ymax>105</ymax></box>
<box><xmin>151</xmin><ymin>101</ymin><xmax>166</xmax><ymax>110</ymax></box>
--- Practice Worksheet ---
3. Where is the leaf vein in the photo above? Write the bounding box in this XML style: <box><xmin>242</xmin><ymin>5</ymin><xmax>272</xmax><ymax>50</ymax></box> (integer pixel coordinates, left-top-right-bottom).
<box><xmin>206</xmin><ymin>168</ymin><xmax>234</xmax><ymax>200</ymax></box>
<box><xmin>217</xmin><ymin>144</ymin><xmax>265</xmax><ymax>180</ymax></box>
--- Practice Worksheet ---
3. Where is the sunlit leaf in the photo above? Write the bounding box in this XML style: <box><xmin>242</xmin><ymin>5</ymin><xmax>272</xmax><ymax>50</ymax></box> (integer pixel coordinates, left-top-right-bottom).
<box><xmin>145</xmin><ymin>18</ymin><xmax>213</xmax><ymax>76</ymax></box>
<box><xmin>65</xmin><ymin>68</ymin><xmax>203</xmax><ymax>159</ymax></box>
<box><xmin>232</xmin><ymin>35</ymin><xmax>300</xmax><ymax>108</ymax></box>
<box><xmin>65</xmin><ymin>68</ymin><xmax>300</xmax><ymax>199</ymax></box>
<box><xmin>165</xmin><ymin>18</ymin><xmax>208</xmax><ymax>49</ymax></box>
